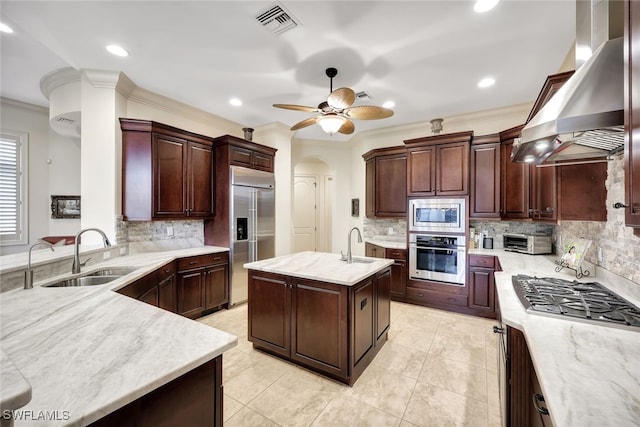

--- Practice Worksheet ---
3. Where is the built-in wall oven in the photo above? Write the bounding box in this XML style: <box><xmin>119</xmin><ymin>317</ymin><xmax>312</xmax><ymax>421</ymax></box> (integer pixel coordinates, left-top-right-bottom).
<box><xmin>409</xmin><ymin>198</ymin><xmax>466</xmax><ymax>234</ymax></box>
<box><xmin>409</xmin><ymin>234</ymin><xmax>466</xmax><ymax>285</ymax></box>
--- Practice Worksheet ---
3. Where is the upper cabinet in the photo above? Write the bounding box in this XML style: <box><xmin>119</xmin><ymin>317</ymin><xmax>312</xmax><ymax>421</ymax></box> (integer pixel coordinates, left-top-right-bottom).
<box><xmin>625</xmin><ymin>0</ymin><xmax>640</xmax><ymax>230</ymax></box>
<box><xmin>363</xmin><ymin>147</ymin><xmax>407</xmax><ymax>218</ymax></box>
<box><xmin>216</xmin><ymin>137</ymin><xmax>276</xmax><ymax>173</ymax></box>
<box><xmin>120</xmin><ymin>118</ymin><xmax>215</xmax><ymax>221</ymax></box>
<box><xmin>500</xmin><ymin>125</ymin><xmax>529</xmax><ymax>220</ymax></box>
<box><xmin>404</xmin><ymin>131</ymin><xmax>472</xmax><ymax>197</ymax></box>
<box><xmin>470</xmin><ymin>134</ymin><xmax>501</xmax><ymax>219</ymax></box>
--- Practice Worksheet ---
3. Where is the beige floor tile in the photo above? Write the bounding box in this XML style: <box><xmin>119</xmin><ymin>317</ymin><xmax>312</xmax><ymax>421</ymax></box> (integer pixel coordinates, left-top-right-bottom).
<box><xmin>428</xmin><ymin>334</ymin><xmax>487</xmax><ymax>368</ymax></box>
<box><xmin>488</xmin><ymin>403</ymin><xmax>503</xmax><ymax>427</ymax></box>
<box><xmin>418</xmin><ymin>355</ymin><xmax>488</xmax><ymax>402</ymax></box>
<box><xmin>311</xmin><ymin>395</ymin><xmax>402</xmax><ymax>427</ymax></box>
<box><xmin>486</xmin><ymin>344</ymin><xmax>499</xmax><ymax>373</ymax></box>
<box><xmin>403</xmin><ymin>382</ymin><xmax>488</xmax><ymax>427</ymax></box>
<box><xmin>225</xmin><ymin>406</ymin><xmax>280</xmax><ymax>427</ymax></box>
<box><xmin>223</xmin><ymin>394</ymin><xmax>244</xmax><ymax>422</ymax></box>
<box><xmin>248</xmin><ymin>367</ymin><xmax>344</xmax><ymax>427</ymax></box>
<box><xmin>487</xmin><ymin>369</ymin><xmax>501</xmax><ymax>410</ymax></box>
<box><xmin>436</xmin><ymin>316</ymin><xmax>489</xmax><ymax>346</ymax></box>
<box><xmin>224</xmin><ymin>351</ymin><xmax>294</xmax><ymax>404</ymax></box>
<box><xmin>388</xmin><ymin>326</ymin><xmax>435</xmax><ymax>353</ymax></box>
<box><xmin>399</xmin><ymin>421</ymin><xmax>419</xmax><ymax>427</ymax></box>
<box><xmin>341</xmin><ymin>365</ymin><xmax>416</xmax><ymax>418</ymax></box>
<box><xmin>393</xmin><ymin>309</ymin><xmax>443</xmax><ymax>334</ymax></box>
<box><xmin>370</xmin><ymin>341</ymin><xmax>427</xmax><ymax>379</ymax></box>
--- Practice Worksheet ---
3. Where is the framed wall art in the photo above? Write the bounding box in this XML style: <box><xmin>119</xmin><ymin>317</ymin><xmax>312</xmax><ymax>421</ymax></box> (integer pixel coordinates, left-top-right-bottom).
<box><xmin>351</xmin><ymin>198</ymin><xmax>360</xmax><ymax>217</ymax></box>
<box><xmin>51</xmin><ymin>195</ymin><xmax>81</xmax><ymax>219</ymax></box>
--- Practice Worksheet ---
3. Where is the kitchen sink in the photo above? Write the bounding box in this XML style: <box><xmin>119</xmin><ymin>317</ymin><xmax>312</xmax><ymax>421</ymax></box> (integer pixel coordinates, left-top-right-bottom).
<box><xmin>350</xmin><ymin>258</ymin><xmax>376</xmax><ymax>264</ymax></box>
<box><xmin>85</xmin><ymin>267</ymin><xmax>139</xmax><ymax>277</ymax></box>
<box><xmin>43</xmin><ymin>276</ymin><xmax>122</xmax><ymax>287</ymax></box>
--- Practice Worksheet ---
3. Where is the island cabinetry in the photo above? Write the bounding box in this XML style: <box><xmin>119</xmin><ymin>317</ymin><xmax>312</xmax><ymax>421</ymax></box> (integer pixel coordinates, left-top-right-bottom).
<box><xmin>467</xmin><ymin>254</ymin><xmax>499</xmax><ymax>319</ymax></box>
<box><xmin>177</xmin><ymin>253</ymin><xmax>229</xmax><ymax>319</ymax></box>
<box><xmin>625</xmin><ymin>0</ymin><xmax>640</xmax><ymax>231</ymax></box>
<box><xmin>470</xmin><ymin>134</ymin><xmax>501</xmax><ymax>218</ymax></box>
<box><xmin>404</xmin><ymin>131</ymin><xmax>472</xmax><ymax>196</ymax></box>
<box><xmin>365</xmin><ymin>243</ymin><xmax>407</xmax><ymax>298</ymax></box>
<box><xmin>88</xmin><ymin>356</ymin><xmax>223</xmax><ymax>427</ymax></box>
<box><xmin>363</xmin><ymin>146</ymin><xmax>407</xmax><ymax>218</ymax></box>
<box><xmin>247</xmin><ymin>266</ymin><xmax>391</xmax><ymax>385</ymax></box>
<box><xmin>120</xmin><ymin>118</ymin><xmax>215</xmax><ymax>221</ymax></box>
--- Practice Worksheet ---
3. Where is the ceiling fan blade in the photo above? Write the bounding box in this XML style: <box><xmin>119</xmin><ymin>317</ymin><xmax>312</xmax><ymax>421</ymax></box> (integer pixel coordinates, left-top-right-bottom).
<box><xmin>290</xmin><ymin>116</ymin><xmax>320</xmax><ymax>131</ymax></box>
<box><xmin>338</xmin><ymin>119</ymin><xmax>355</xmax><ymax>135</ymax></box>
<box><xmin>273</xmin><ymin>104</ymin><xmax>319</xmax><ymax>113</ymax></box>
<box><xmin>327</xmin><ymin>87</ymin><xmax>355</xmax><ymax>109</ymax></box>
<box><xmin>344</xmin><ymin>105</ymin><xmax>394</xmax><ymax>120</ymax></box>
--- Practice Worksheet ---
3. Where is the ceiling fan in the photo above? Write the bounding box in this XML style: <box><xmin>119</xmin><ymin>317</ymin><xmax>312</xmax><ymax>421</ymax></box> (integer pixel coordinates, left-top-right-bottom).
<box><xmin>273</xmin><ymin>67</ymin><xmax>394</xmax><ymax>135</ymax></box>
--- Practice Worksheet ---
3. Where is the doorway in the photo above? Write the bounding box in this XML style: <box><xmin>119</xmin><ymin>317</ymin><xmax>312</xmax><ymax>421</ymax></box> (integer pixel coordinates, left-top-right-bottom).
<box><xmin>293</xmin><ymin>158</ymin><xmax>334</xmax><ymax>253</ymax></box>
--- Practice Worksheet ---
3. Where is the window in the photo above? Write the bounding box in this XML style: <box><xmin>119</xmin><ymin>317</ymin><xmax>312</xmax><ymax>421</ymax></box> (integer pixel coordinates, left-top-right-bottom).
<box><xmin>0</xmin><ymin>130</ymin><xmax>28</xmax><ymax>246</ymax></box>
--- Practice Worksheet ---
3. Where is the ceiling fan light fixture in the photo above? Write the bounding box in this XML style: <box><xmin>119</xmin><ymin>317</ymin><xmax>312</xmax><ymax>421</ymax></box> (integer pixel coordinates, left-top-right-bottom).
<box><xmin>318</xmin><ymin>115</ymin><xmax>346</xmax><ymax>135</ymax></box>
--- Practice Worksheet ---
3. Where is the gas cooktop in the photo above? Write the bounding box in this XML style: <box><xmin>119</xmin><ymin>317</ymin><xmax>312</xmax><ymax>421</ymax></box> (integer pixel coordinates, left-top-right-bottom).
<box><xmin>512</xmin><ymin>275</ymin><xmax>640</xmax><ymax>329</ymax></box>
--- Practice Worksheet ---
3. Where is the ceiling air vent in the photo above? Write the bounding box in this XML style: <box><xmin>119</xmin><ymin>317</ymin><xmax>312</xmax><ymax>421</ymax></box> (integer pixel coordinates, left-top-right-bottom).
<box><xmin>255</xmin><ymin>2</ymin><xmax>300</xmax><ymax>35</ymax></box>
<box><xmin>56</xmin><ymin>117</ymin><xmax>75</xmax><ymax>125</ymax></box>
<box><xmin>355</xmin><ymin>91</ymin><xmax>372</xmax><ymax>100</ymax></box>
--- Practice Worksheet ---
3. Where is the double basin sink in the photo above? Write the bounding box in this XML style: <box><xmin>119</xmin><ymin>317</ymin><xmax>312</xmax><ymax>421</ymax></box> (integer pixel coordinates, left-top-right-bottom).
<box><xmin>43</xmin><ymin>267</ymin><xmax>139</xmax><ymax>287</ymax></box>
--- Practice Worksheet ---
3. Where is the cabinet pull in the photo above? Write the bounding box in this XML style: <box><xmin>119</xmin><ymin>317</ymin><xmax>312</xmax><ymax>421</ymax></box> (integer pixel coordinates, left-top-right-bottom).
<box><xmin>493</xmin><ymin>326</ymin><xmax>504</xmax><ymax>334</ymax></box>
<box><xmin>360</xmin><ymin>298</ymin><xmax>368</xmax><ymax>310</ymax></box>
<box><xmin>213</xmin><ymin>257</ymin><xmax>221</xmax><ymax>261</ymax></box>
<box><xmin>532</xmin><ymin>393</ymin><xmax>549</xmax><ymax>416</ymax></box>
<box><xmin>165</xmin><ymin>269</ymin><xmax>171</xmax><ymax>273</ymax></box>
<box><xmin>189</xmin><ymin>261</ymin><xmax>198</xmax><ymax>265</ymax></box>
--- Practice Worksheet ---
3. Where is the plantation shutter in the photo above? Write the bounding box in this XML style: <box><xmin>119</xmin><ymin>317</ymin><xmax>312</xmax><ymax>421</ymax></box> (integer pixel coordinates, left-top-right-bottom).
<box><xmin>0</xmin><ymin>131</ymin><xmax>27</xmax><ymax>245</ymax></box>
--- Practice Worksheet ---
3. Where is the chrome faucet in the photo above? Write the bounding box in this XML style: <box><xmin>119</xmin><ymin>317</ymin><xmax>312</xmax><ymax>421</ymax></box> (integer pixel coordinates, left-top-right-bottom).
<box><xmin>346</xmin><ymin>226</ymin><xmax>363</xmax><ymax>264</ymax></box>
<box><xmin>24</xmin><ymin>241</ymin><xmax>56</xmax><ymax>289</ymax></box>
<box><xmin>72</xmin><ymin>228</ymin><xmax>111</xmax><ymax>274</ymax></box>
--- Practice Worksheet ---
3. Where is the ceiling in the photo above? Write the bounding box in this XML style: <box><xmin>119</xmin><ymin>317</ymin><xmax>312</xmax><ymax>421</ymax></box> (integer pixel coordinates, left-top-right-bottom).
<box><xmin>0</xmin><ymin>1</ymin><xmax>576</xmax><ymax>141</ymax></box>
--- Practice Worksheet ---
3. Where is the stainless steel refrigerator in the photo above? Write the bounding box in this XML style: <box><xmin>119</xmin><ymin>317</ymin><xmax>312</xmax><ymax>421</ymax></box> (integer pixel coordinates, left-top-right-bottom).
<box><xmin>230</xmin><ymin>166</ymin><xmax>275</xmax><ymax>305</ymax></box>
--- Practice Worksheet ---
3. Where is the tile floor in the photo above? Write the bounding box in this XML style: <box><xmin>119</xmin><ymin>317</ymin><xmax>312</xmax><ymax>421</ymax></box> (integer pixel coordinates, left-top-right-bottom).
<box><xmin>198</xmin><ymin>301</ymin><xmax>502</xmax><ymax>427</ymax></box>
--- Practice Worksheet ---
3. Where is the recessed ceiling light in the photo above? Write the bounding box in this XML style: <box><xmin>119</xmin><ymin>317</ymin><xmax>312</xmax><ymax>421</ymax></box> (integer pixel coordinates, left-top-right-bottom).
<box><xmin>474</xmin><ymin>0</ymin><xmax>500</xmax><ymax>13</ymax></box>
<box><xmin>229</xmin><ymin>98</ymin><xmax>242</xmax><ymax>107</ymax></box>
<box><xmin>106</xmin><ymin>44</ymin><xmax>129</xmax><ymax>57</ymax></box>
<box><xmin>477</xmin><ymin>77</ymin><xmax>495</xmax><ymax>88</ymax></box>
<box><xmin>383</xmin><ymin>100</ymin><xmax>395</xmax><ymax>109</ymax></box>
<box><xmin>0</xmin><ymin>22</ymin><xmax>14</xmax><ymax>33</ymax></box>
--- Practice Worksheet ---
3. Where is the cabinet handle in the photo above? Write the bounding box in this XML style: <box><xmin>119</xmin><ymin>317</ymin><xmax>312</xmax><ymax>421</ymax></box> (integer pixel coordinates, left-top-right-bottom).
<box><xmin>189</xmin><ymin>261</ymin><xmax>198</xmax><ymax>265</ymax></box>
<box><xmin>493</xmin><ymin>326</ymin><xmax>504</xmax><ymax>334</ymax></box>
<box><xmin>165</xmin><ymin>269</ymin><xmax>171</xmax><ymax>273</ymax></box>
<box><xmin>532</xmin><ymin>393</ymin><xmax>549</xmax><ymax>416</ymax></box>
<box><xmin>213</xmin><ymin>257</ymin><xmax>221</xmax><ymax>261</ymax></box>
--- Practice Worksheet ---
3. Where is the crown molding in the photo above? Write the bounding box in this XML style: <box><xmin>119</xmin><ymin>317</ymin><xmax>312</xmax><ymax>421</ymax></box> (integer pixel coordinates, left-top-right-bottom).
<box><xmin>82</xmin><ymin>69</ymin><xmax>122</xmax><ymax>89</ymax></box>
<box><xmin>39</xmin><ymin>67</ymin><xmax>81</xmax><ymax>100</ymax></box>
<box><xmin>0</xmin><ymin>97</ymin><xmax>49</xmax><ymax>114</ymax></box>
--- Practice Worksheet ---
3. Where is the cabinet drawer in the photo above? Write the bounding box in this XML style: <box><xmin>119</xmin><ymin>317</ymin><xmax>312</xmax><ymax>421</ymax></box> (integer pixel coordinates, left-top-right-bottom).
<box><xmin>157</xmin><ymin>261</ymin><xmax>176</xmax><ymax>282</ymax></box>
<box><xmin>384</xmin><ymin>248</ymin><xmax>407</xmax><ymax>260</ymax></box>
<box><xmin>468</xmin><ymin>255</ymin><xmax>496</xmax><ymax>268</ymax></box>
<box><xmin>406</xmin><ymin>287</ymin><xmax>468</xmax><ymax>307</ymax></box>
<box><xmin>177</xmin><ymin>252</ymin><xmax>229</xmax><ymax>271</ymax></box>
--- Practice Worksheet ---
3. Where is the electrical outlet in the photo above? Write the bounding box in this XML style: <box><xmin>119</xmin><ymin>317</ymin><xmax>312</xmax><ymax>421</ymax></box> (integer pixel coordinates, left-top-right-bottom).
<box><xmin>120</xmin><ymin>247</ymin><xmax>127</xmax><ymax>255</ymax></box>
<box><xmin>167</xmin><ymin>226</ymin><xmax>174</xmax><ymax>236</ymax></box>
<box><xmin>388</xmin><ymin>227</ymin><xmax>394</xmax><ymax>235</ymax></box>
<box><xmin>597</xmin><ymin>247</ymin><xmax>603</xmax><ymax>264</ymax></box>
<box><xmin>102</xmin><ymin>251</ymin><xmax>111</xmax><ymax>260</ymax></box>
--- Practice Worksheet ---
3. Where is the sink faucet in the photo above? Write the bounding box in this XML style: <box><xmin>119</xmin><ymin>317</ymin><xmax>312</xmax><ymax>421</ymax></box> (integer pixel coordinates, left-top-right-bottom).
<box><xmin>347</xmin><ymin>226</ymin><xmax>363</xmax><ymax>264</ymax></box>
<box><xmin>72</xmin><ymin>228</ymin><xmax>111</xmax><ymax>274</ymax></box>
<box><xmin>24</xmin><ymin>240</ymin><xmax>56</xmax><ymax>289</ymax></box>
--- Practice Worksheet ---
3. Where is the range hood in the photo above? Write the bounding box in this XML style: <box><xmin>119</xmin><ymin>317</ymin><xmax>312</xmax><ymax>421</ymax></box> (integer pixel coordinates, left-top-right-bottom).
<box><xmin>512</xmin><ymin>36</ymin><xmax>624</xmax><ymax>165</ymax></box>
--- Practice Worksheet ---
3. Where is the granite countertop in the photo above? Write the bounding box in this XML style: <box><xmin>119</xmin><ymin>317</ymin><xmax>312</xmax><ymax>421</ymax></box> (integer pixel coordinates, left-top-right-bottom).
<box><xmin>244</xmin><ymin>251</ymin><xmax>394</xmax><ymax>286</ymax></box>
<box><xmin>471</xmin><ymin>248</ymin><xmax>640</xmax><ymax>427</ymax></box>
<box><xmin>0</xmin><ymin>246</ymin><xmax>237</xmax><ymax>426</ymax></box>
<box><xmin>365</xmin><ymin>237</ymin><xmax>407</xmax><ymax>250</ymax></box>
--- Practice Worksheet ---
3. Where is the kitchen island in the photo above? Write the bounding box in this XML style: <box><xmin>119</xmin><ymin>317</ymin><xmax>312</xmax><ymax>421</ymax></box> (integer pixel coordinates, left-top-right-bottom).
<box><xmin>0</xmin><ymin>247</ymin><xmax>237</xmax><ymax>426</ymax></box>
<box><xmin>244</xmin><ymin>251</ymin><xmax>393</xmax><ymax>385</ymax></box>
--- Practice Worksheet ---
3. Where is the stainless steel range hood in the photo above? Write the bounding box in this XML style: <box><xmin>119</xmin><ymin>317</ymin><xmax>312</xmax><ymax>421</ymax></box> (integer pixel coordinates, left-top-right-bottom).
<box><xmin>512</xmin><ymin>37</ymin><xmax>624</xmax><ymax>164</ymax></box>
<box><xmin>512</xmin><ymin>0</ymin><xmax>624</xmax><ymax>165</ymax></box>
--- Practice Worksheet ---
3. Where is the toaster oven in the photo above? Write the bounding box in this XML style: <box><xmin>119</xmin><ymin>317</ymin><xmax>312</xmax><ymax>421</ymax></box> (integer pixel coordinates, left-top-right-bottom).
<box><xmin>503</xmin><ymin>233</ymin><xmax>552</xmax><ymax>255</ymax></box>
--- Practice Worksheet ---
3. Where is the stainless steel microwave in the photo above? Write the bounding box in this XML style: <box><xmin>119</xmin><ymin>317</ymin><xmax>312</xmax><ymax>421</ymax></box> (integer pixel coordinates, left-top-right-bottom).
<box><xmin>408</xmin><ymin>198</ymin><xmax>466</xmax><ymax>234</ymax></box>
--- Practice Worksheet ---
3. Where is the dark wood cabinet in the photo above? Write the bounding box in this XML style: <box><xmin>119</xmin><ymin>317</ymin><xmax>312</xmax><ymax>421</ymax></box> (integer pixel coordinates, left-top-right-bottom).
<box><xmin>467</xmin><ymin>254</ymin><xmax>499</xmax><ymax>319</ymax></box>
<box><xmin>158</xmin><ymin>263</ymin><xmax>177</xmax><ymax>312</ymax></box>
<box><xmin>229</xmin><ymin>141</ymin><xmax>275</xmax><ymax>172</ymax></box>
<box><xmin>625</xmin><ymin>0</ymin><xmax>640</xmax><ymax>230</ymax></box>
<box><xmin>120</xmin><ymin>118</ymin><xmax>215</xmax><ymax>221</ymax></box>
<box><xmin>247</xmin><ymin>267</ymin><xmax>390</xmax><ymax>385</ymax></box>
<box><xmin>470</xmin><ymin>134</ymin><xmax>501</xmax><ymax>218</ymax></box>
<box><xmin>500</xmin><ymin>125</ymin><xmax>530</xmax><ymax>219</ymax></box>
<box><xmin>177</xmin><ymin>253</ymin><xmax>229</xmax><ymax>319</ymax></box>
<box><xmin>558</xmin><ymin>163</ymin><xmax>608</xmax><ymax>221</ymax></box>
<box><xmin>405</xmin><ymin>131</ymin><xmax>472</xmax><ymax>197</ymax></box>
<box><xmin>363</xmin><ymin>147</ymin><xmax>407</xmax><ymax>218</ymax></box>
<box><xmin>529</xmin><ymin>165</ymin><xmax>557</xmax><ymax>221</ymax></box>
<box><xmin>366</xmin><ymin>243</ymin><xmax>407</xmax><ymax>299</ymax></box>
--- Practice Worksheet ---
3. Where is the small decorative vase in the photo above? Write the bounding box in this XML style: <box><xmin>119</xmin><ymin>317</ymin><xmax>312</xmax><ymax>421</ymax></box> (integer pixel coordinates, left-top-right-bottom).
<box><xmin>242</xmin><ymin>127</ymin><xmax>254</xmax><ymax>141</ymax></box>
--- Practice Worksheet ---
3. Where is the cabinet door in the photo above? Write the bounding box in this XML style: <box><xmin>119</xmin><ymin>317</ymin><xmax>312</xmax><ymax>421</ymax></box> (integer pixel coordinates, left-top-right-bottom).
<box><xmin>407</xmin><ymin>147</ymin><xmax>436</xmax><ymax>196</ymax></box>
<box><xmin>365</xmin><ymin>158</ymin><xmax>376</xmax><ymax>218</ymax></box>
<box><xmin>158</xmin><ymin>275</ymin><xmax>177</xmax><ymax>313</ymax></box>
<box><xmin>291</xmin><ymin>279</ymin><xmax>348</xmax><ymax>378</ymax></box>
<box><xmin>501</xmin><ymin>140</ymin><xmax>530</xmax><ymax>219</ymax></box>
<box><xmin>470</xmin><ymin>143</ymin><xmax>501</xmax><ymax>218</ymax></box>
<box><xmin>375</xmin><ymin>154</ymin><xmax>407</xmax><ymax>217</ymax></box>
<box><xmin>139</xmin><ymin>285</ymin><xmax>159</xmax><ymax>307</ymax></box>
<box><xmin>248</xmin><ymin>272</ymin><xmax>290</xmax><ymax>357</ymax></box>
<box><xmin>177</xmin><ymin>270</ymin><xmax>204</xmax><ymax>319</ymax></box>
<box><xmin>530</xmin><ymin>165</ymin><xmax>557</xmax><ymax>221</ymax></box>
<box><xmin>376</xmin><ymin>268</ymin><xmax>391</xmax><ymax>341</ymax></box>
<box><xmin>559</xmin><ymin>162</ymin><xmax>607</xmax><ymax>221</ymax></box>
<box><xmin>204</xmin><ymin>264</ymin><xmax>228</xmax><ymax>310</ymax></box>
<box><xmin>625</xmin><ymin>0</ymin><xmax>640</xmax><ymax>228</ymax></box>
<box><xmin>187</xmin><ymin>142</ymin><xmax>215</xmax><ymax>218</ymax></box>
<box><xmin>352</xmin><ymin>279</ymin><xmax>374</xmax><ymax>365</ymax></box>
<box><xmin>253</xmin><ymin>151</ymin><xmax>274</xmax><ymax>172</ymax></box>
<box><xmin>365</xmin><ymin>242</ymin><xmax>378</xmax><ymax>257</ymax></box>
<box><xmin>229</xmin><ymin>145</ymin><xmax>253</xmax><ymax>168</ymax></box>
<box><xmin>390</xmin><ymin>259</ymin><xmax>407</xmax><ymax>298</ymax></box>
<box><xmin>153</xmin><ymin>134</ymin><xmax>187</xmax><ymax>218</ymax></box>
<box><xmin>468</xmin><ymin>267</ymin><xmax>495</xmax><ymax>314</ymax></box>
<box><xmin>436</xmin><ymin>142</ymin><xmax>469</xmax><ymax>195</ymax></box>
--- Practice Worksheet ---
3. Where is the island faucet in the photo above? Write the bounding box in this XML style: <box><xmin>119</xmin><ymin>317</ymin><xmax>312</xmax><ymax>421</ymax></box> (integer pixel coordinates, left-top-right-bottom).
<box><xmin>347</xmin><ymin>226</ymin><xmax>363</xmax><ymax>264</ymax></box>
<box><xmin>24</xmin><ymin>240</ymin><xmax>56</xmax><ymax>289</ymax></box>
<box><xmin>72</xmin><ymin>228</ymin><xmax>111</xmax><ymax>274</ymax></box>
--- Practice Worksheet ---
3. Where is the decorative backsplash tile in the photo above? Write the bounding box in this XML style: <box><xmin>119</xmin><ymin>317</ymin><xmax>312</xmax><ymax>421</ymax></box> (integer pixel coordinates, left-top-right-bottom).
<box><xmin>363</xmin><ymin>218</ymin><xmax>407</xmax><ymax>239</ymax></box>
<box><xmin>118</xmin><ymin>218</ymin><xmax>204</xmax><ymax>244</ymax></box>
<box><xmin>469</xmin><ymin>221</ymin><xmax>554</xmax><ymax>249</ymax></box>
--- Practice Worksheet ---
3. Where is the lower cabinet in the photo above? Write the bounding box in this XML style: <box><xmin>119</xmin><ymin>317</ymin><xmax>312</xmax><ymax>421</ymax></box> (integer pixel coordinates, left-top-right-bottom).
<box><xmin>365</xmin><ymin>243</ymin><xmax>407</xmax><ymax>298</ymax></box>
<box><xmin>177</xmin><ymin>253</ymin><xmax>229</xmax><ymax>319</ymax></box>
<box><xmin>467</xmin><ymin>254</ymin><xmax>500</xmax><ymax>319</ymax></box>
<box><xmin>88</xmin><ymin>356</ymin><xmax>223</xmax><ymax>427</ymax></box>
<box><xmin>247</xmin><ymin>267</ymin><xmax>391</xmax><ymax>385</ymax></box>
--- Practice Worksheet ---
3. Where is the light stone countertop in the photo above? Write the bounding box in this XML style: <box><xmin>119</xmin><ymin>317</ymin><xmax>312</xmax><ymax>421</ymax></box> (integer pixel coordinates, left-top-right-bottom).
<box><xmin>244</xmin><ymin>251</ymin><xmax>394</xmax><ymax>286</ymax></box>
<box><xmin>470</xmin><ymin>248</ymin><xmax>640</xmax><ymax>427</ymax></box>
<box><xmin>0</xmin><ymin>350</ymin><xmax>31</xmax><ymax>413</ymax></box>
<box><xmin>0</xmin><ymin>246</ymin><xmax>237</xmax><ymax>426</ymax></box>
<box><xmin>364</xmin><ymin>237</ymin><xmax>407</xmax><ymax>250</ymax></box>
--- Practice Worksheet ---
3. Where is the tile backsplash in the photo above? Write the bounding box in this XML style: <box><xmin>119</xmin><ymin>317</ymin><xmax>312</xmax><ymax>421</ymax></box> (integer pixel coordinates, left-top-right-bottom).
<box><xmin>363</xmin><ymin>218</ymin><xmax>407</xmax><ymax>239</ymax></box>
<box><xmin>118</xmin><ymin>218</ymin><xmax>204</xmax><ymax>244</ymax></box>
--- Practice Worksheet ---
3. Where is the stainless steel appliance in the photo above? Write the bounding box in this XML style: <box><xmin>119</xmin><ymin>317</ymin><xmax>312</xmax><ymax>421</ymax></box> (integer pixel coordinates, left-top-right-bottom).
<box><xmin>409</xmin><ymin>234</ymin><xmax>466</xmax><ymax>285</ymax></box>
<box><xmin>231</xmin><ymin>166</ymin><xmax>275</xmax><ymax>305</ymax></box>
<box><xmin>409</xmin><ymin>198</ymin><xmax>466</xmax><ymax>234</ymax></box>
<box><xmin>503</xmin><ymin>233</ymin><xmax>552</xmax><ymax>255</ymax></box>
<box><xmin>512</xmin><ymin>274</ymin><xmax>640</xmax><ymax>328</ymax></box>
